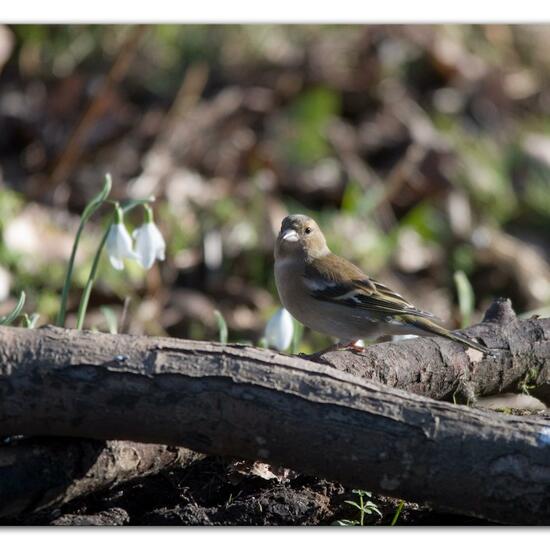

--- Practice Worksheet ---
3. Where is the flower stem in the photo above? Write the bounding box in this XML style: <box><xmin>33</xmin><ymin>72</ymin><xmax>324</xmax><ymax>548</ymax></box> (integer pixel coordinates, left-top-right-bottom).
<box><xmin>75</xmin><ymin>220</ymin><xmax>113</xmax><ymax>330</ymax></box>
<box><xmin>75</xmin><ymin>198</ymin><xmax>155</xmax><ymax>330</ymax></box>
<box><xmin>56</xmin><ymin>174</ymin><xmax>112</xmax><ymax>327</ymax></box>
<box><xmin>114</xmin><ymin>203</ymin><xmax>123</xmax><ymax>223</ymax></box>
<box><xmin>143</xmin><ymin>204</ymin><xmax>153</xmax><ymax>223</ymax></box>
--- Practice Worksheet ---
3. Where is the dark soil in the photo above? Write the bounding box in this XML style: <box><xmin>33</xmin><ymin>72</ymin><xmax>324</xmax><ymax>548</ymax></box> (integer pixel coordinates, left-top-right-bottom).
<box><xmin>12</xmin><ymin>456</ymin><xmax>495</xmax><ymax>526</ymax></box>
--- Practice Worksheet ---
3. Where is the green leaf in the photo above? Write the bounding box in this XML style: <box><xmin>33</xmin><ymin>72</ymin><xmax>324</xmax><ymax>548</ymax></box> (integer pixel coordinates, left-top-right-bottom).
<box><xmin>100</xmin><ymin>306</ymin><xmax>119</xmax><ymax>334</ymax></box>
<box><xmin>390</xmin><ymin>500</ymin><xmax>404</xmax><ymax>526</ymax></box>
<box><xmin>81</xmin><ymin>173</ymin><xmax>112</xmax><ymax>220</ymax></box>
<box><xmin>343</xmin><ymin>500</ymin><xmax>364</xmax><ymax>512</ymax></box>
<box><xmin>22</xmin><ymin>312</ymin><xmax>40</xmax><ymax>328</ymax></box>
<box><xmin>334</xmin><ymin>519</ymin><xmax>359</xmax><ymax>526</ymax></box>
<box><xmin>57</xmin><ymin>173</ymin><xmax>113</xmax><ymax>327</ymax></box>
<box><xmin>365</xmin><ymin>501</ymin><xmax>383</xmax><ymax>517</ymax></box>
<box><xmin>0</xmin><ymin>291</ymin><xmax>26</xmax><ymax>326</ymax></box>
<box><xmin>290</xmin><ymin>318</ymin><xmax>303</xmax><ymax>355</ymax></box>
<box><xmin>454</xmin><ymin>270</ymin><xmax>475</xmax><ymax>328</ymax></box>
<box><xmin>214</xmin><ymin>309</ymin><xmax>228</xmax><ymax>344</ymax></box>
<box><xmin>352</xmin><ymin>489</ymin><xmax>372</xmax><ymax>497</ymax></box>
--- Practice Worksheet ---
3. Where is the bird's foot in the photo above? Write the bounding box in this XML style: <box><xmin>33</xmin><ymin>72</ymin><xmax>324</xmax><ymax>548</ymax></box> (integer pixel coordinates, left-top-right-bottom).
<box><xmin>338</xmin><ymin>339</ymin><xmax>366</xmax><ymax>352</ymax></box>
<box><xmin>320</xmin><ymin>340</ymin><xmax>366</xmax><ymax>352</ymax></box>
<box><xmin>312</xmin><ymin>340</ymin><xmax>366</xmax><ymax>357</ymax></box>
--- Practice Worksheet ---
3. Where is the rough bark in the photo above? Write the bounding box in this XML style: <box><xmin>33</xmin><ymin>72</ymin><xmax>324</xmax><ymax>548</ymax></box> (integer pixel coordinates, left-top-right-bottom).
<box><xmin>0</xmin><ymin>312</ymin><xmax>549</xmax><ymax>524</ymax></box>
<box><xmin>0</xmin><ymin>437</ymin><xmax>200</xmax><ymax>519</ymax></box>
<box><xmin>315</xmin><ymin>299</ymin><xmax>550</xmax><ymax>405</ymax></box>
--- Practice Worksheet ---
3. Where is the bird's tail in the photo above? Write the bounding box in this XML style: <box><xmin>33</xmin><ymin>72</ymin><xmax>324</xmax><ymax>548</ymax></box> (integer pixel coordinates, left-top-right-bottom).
<box><xmin>402</xmin><ymin>315</ymin><xmax>491</xmax><ymax>355</ymax></box>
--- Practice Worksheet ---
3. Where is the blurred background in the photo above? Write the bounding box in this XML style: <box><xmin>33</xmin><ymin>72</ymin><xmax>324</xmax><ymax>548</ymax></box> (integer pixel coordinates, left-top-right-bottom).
<box><xmin>0</xmin><ymin>24</ymin><xmax>549</xmax><ymax>351</ymax></box>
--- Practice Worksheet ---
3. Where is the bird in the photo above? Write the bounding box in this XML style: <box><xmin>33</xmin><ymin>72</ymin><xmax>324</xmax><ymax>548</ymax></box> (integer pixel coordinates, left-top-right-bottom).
<box><xmin>274</xmin><ymin>213</ymin><xmax>490</xmax><ymax>354</ymax></box>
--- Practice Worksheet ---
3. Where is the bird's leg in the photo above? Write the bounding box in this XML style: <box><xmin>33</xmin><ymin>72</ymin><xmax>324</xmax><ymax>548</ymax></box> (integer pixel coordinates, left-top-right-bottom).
<box><xmin>320</xmin><ymin>340</ymin><xmax>366</xmax><ymax>352</ymax></box>
<box><xmin>313</xmin><ymin>340</ymin><xmax>366</xmax><ymax>356</ymax></box>
<box><xmin>338</xmin><ymin>339</ymin><xmax>366</xmax><ymax>352</ymax></box>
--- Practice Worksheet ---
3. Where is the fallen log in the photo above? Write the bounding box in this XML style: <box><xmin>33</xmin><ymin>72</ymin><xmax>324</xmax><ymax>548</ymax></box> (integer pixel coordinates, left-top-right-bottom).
<box><xmin>0</xmin><ymin>314</ymin><xmax>549</xmax><ymax>524</ymax></box>
<box><xmin>315</xmin><ymin>299</ymin><xmax>550</xmax><ymax>405</ymax></box>
<box><xmin>0</xmin><ymin>437</ymin><xmax>200</xmax><ymax>520</ymax></box>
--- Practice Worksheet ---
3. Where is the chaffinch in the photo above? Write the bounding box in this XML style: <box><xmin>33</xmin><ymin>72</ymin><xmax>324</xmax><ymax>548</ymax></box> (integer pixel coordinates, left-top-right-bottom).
<box><xmin>274</xmin><ymin>214</ymin><xmax>490</xmax><ymax>354</ymax></box>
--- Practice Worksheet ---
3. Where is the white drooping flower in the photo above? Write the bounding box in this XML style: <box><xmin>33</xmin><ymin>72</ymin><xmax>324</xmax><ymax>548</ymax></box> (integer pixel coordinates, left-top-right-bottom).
<box><xmin>105</xmin><ymin>206</ymin><xmax>139</xmax><ymax>271</ymax></box>
<box><xmin>133</xmin><ymin>205</ymin><xmax>166</xmax><ymax>269</ymax></box>
<box><xmin>265</xmin><ymin>307</ymin><xmax>294</xmax><ymax>351</ymax></box>
<box><xmin>391</xmin><ymin>334</ymin><xmax>418</xmax><ymax>342</ymax></box>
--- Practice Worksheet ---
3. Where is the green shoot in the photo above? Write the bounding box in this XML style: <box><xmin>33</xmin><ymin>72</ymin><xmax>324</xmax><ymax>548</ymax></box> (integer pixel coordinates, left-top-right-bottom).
<box><xmin>22</xmin><ymin>312</ymin><xmax>40</xmax><ymax>328</ymax></box>
<box><xmin>290</xmin><ymin>319</ymin><xmax>303</xmax><ymax>355</ymax></box>
<box><xmin>0</xmin><ymin>291</ymin><xmax>26</xmax><ymax>326</ymax></box>
<box><xmin>335</xmin><ymin>489</ymin><xmax>382</xmax><ymax>526</ymax></box>
<box><xmin>390</xmin><ymin>500</ymin><xmax>404</xmax><ymax>526</ymax></box>
<box><xmin>100</xmin><ymin>306</ymin><xmax>119</xmax><ymax>334</ymax></box>
<box><xmin>454</xmin><ymin>270</ymin><xmax>474</xmax><ymax>328</ymax></box>
<box><xmin>519</xmin><ymin>368</ymin><xmax>538</xmax><ymax>396</ymax></box>
<box><xmin>214</xmin><ymin>309</ymin><xmax>228</xmax><ymax>344</ymax></box>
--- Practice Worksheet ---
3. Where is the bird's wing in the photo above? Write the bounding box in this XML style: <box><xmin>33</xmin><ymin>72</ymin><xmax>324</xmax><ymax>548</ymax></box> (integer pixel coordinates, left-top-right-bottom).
<box><xmin>304</xmin><ymin>254</ymin><xmax>436</xmax><ymax>320</ymax></box>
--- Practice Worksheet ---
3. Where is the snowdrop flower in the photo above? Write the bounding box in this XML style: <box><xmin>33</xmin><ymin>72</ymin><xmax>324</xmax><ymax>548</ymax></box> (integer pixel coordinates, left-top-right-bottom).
<box><xmin>391</xmin><ymin>334</ymin><xmax>418</xmax><ymax>342</ymax></box>
<box><xmin>133</xmin><ymin>205</ymin><xmax>166</xmax><ymax>269</ymax></box>
<box><xmin>265</xmin><ymin>307</ymin><xmax>294</xmax><ymax>351</ymax></box>
<box><xmin>106</xmin><ymin>206</ymin><xmax>139</xmax><ymax>271</ymax></box>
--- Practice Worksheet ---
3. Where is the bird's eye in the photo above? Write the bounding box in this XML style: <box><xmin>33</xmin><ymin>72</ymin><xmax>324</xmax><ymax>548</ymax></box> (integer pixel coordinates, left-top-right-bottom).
<box><xmin>304</xmin><ymin>227</ymin><xmax>312</xmax><ymax>234</ymax></box>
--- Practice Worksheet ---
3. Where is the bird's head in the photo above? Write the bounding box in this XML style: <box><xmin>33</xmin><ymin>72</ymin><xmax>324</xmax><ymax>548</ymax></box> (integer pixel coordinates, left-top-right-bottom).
<box><xmin>275</xmin><ymin>214</ymin><xmax>330</xmax><ymax>261</ymax></box>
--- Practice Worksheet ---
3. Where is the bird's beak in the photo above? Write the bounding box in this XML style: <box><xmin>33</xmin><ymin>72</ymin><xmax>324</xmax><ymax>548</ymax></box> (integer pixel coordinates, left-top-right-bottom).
<box><xmin>281</xmin><ymin>229</ymin><xmax>299</xmax><ymax>242</ymax></box>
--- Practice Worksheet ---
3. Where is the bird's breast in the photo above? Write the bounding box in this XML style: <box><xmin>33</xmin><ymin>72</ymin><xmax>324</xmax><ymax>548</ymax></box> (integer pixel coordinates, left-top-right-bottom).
<box><xmin>275</xmin><ymin>258</ymin><xmax>375</xmax><ymax>340</ymax></box>
<box><xmin>274</xmin><ymin>258</ymin><xmax>305</xmax><ymax>316</ymax></box>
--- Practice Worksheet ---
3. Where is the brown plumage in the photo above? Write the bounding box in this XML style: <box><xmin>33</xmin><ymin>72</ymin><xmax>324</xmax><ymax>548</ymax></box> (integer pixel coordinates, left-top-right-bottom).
<box><xmin>274</xmin><ymin>214</ymin><xmax>490</xmax><ymax>353</ymax></box>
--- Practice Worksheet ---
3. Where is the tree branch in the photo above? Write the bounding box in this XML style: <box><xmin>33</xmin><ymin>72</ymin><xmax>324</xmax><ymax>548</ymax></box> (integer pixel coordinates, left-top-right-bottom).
<box><xmin>315</xmin><ymin>299</ymin><xmax>550</xmax><ymax>405</ymax></box>
<box><xmin>0</xmin><ymin>437</ymin><xmax>200</xmax><ymax>520</ymax></box>
<box><xmin>0</xmin><ymin>307</ymin><xmax>549</xmax><ymax>524</ymax></box>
